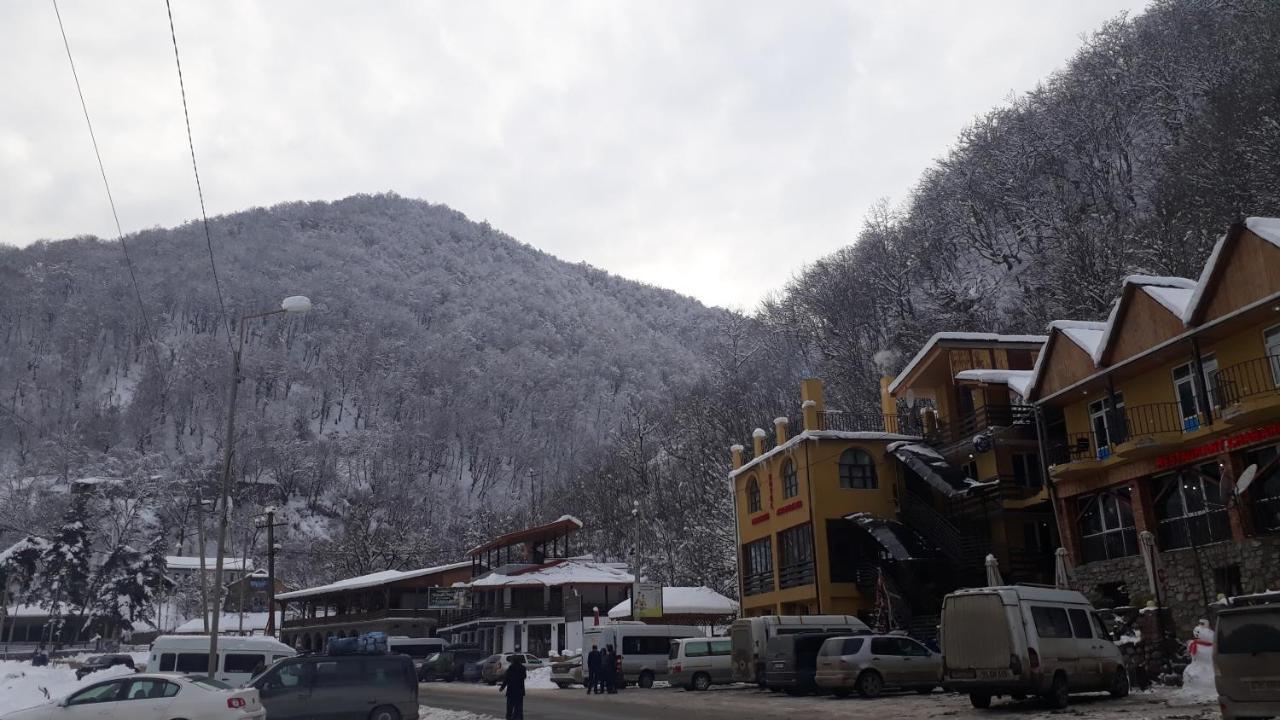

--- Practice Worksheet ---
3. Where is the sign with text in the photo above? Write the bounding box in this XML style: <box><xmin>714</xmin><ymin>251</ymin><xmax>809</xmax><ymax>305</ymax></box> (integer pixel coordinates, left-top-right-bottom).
<box><xmin>427</xmin><ymin>587</ymin><xmax>471</xmax><ymax>610</ymax></box>
<box><xmin>633</xmin><ymin>582</ymin><xmax>664</xmax><ymax>619</ymax></box>
<box><xmin>1154</xmin><ymin>422</ymin><xmax>1280</xmax><ymax>469</ymax></box>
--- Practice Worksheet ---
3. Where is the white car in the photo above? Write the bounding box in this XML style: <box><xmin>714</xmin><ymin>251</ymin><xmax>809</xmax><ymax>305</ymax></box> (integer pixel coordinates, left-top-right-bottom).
<box><xmin>1</xmin><ymin>674</ymin><xmax>264</xmax><ymax>720</ymax></box>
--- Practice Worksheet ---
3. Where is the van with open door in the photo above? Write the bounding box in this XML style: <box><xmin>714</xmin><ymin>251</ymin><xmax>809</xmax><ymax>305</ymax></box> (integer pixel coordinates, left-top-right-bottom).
<box><xmin>940</xmin><ymin>585</ymin><xmax>1127</xmax><ymax>709</ymax></box>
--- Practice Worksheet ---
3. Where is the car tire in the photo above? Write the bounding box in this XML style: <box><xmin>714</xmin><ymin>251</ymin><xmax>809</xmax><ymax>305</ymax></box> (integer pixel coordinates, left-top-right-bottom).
<box><xmin>856</xmin><ymin>670</ymin><xmax>884</xmax><ymax>699</ymax></box>
<box><xmin>1110</xmin><ymin>667</ymin><xmax>1130</xmax><ymax>699</ymax></box>
<box><xmin>1046</xmin><ymin>673</ymin><xmax>1070</xmax><ymax>709</ymax></box>
<box><xmin>692</xmin><ymin>673</ymin><xmax>712</xmax><ymax>692</ymax></box>
<box><xmin>970</xmin><ymin>692</ymin><xmax>992</xmax><ymax>709</ymax></box>
<box><xmin>639</xmin><ymin>670</ymin><xmax>655</xmax><ymax>689</ymax></box>
<box><xmin>369</xmin><ymin>705</ymin><xmax>401</xmax><ymax>720</ymax></box>
<box><xmin>555</xmin><ymin>682</ymin><xmax>570</xmax><ymax>689</ymax></box>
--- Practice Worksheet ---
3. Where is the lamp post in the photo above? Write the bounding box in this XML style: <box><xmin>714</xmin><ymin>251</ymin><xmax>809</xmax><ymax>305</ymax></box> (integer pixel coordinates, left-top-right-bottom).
<box><xmin>207</xmin><ymin>296</ymin><xmax>311</xmax><ymax>676</ymax></box>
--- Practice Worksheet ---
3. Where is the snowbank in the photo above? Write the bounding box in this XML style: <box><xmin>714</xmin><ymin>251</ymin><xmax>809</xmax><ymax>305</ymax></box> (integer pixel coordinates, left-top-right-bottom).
<box><xmin>0</xmin><ymin>660</ymin><xmax>135</xmax><ymax>715</ymax></box>
<box><xmin>526</xmin><ymin>665</ymin><xmax>559</xmax><ymax>690</ymax></box>
<box><xmin>418</xmin><ymin>708</ymin><xmax>499</xmax><ymax>720</ymax></box>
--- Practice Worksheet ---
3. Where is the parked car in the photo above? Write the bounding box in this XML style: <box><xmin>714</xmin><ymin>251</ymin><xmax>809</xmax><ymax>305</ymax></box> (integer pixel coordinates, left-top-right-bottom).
<box><xmin>460</xmin><ymin>658</ymin><xmax>485</xmax><ymax>683</ymax></box>
<box><xmin>149</xmin><ymin>634</ymin><xmax>295</xmax><ymax>686</ymax></box>
<box><xmin>583</xmin><ymin>622</ymin><xmax>704</xmax><ymax>688</ymax></box>
<box><xmin>388</xmin><ymin>637</ymin><xmax>446</xmax><ymax>675</ymax></box>
<box><xmin>0</xmin><ymin>674</ymin><xmax>264</xmax><ymax>720</ymax></box>
<box><xmin>550</xmin><ymin>654</ymin><xmax>583</xmax><ymax>688</ymax></box>
<box><xmin>480</xmin><ymin>653</ymin><xmax>545</xmax><ymax>685</ymax></box>
<box><xmin>815</xmin><ymin>634</ymin><xmax>941</xmax><ymax>698</ymax></box>
<box><xmin>74</xmin><ymin>654</ymin><xmax>137</xmax><ymax>680</ymax></box>
<box><xmin>730</xmin><ymin>614</ymin><xmax>869</xmax><ymax>685</ymax></box>
<box><xmin>763</xmin><ymin>632</ymin><xmax>845</xmax><ymax>695</ymax></box>
<box><xmin>1214</xmin><ymin>593</ymin><xmax>1280</xmax><ymax>720</ymax></box>
<box><xmin>940</xmin><ymin>585</ymin><xmax>1127</xmax><ymax>709</ymax></box>
<box><xmin>419</xmin><ymin>648</ymin><xmax>488</xmax><ymax>682</ymax></box>
<box><xmin>669</xmin><ymin>637</ymin><xmax>733</xmax><ymax>691</ymax></box>
<box><xmin>250</xmin><ymin>653</ymin><xmax>419</xmax><ymax>720</ymax></box>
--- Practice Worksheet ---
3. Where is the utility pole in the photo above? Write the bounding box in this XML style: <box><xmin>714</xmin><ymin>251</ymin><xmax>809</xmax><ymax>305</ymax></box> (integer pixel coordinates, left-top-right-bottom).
<box><xmin>256</xmin><ymin>508</ymin><xmax>287</xmax><ymax>637</ymax></box>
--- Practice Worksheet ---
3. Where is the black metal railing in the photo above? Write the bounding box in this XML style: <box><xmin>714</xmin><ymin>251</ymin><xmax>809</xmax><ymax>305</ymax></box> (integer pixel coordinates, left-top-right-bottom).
<box><xmin>1123</xmin><ymin>401</ymin><xmax>1194</xmax><ymax>438</ymax></box>
<box><xmin>1212</xmin><ymin>355</ymin><xmax>1280</xmax><ymax>409</ymax></box>
<box><xmin>743</xmin><ymin>570</ymin><xmax>774</xmax><ymax>596</ymax></box>
<box><xmin>778</xmin><ymin>561</ymin><xmax>816</xmax><ymax>590</ymax></box>
<box><xmin>1045</xmin><ymin>432</ymin><xmax>1100</xmax><ymax>465</ymax></box>
<box><xmin>931</xmin><ymin>404</ymin><xmax>1034</xmax><ymax>445</ymax></box>
<box><xmin>818</xmin><ymin>411</ymin><xmax>923</xmax><ymax>435</ymax></box>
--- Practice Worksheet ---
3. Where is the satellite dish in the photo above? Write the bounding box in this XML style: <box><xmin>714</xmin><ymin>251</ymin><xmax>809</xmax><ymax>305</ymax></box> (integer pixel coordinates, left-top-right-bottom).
<box><xmin>1235</xmin><ymin>464</ymin><xmax>1258</xmax><ymax>496</ymax></box>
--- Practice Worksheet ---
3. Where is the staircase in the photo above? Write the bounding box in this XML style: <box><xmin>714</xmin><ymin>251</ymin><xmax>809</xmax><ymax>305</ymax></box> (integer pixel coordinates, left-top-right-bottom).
<box><xmin>900</xmin><ymin>493</ymin><xmax>988</xmax><ymax>585</ymax></box>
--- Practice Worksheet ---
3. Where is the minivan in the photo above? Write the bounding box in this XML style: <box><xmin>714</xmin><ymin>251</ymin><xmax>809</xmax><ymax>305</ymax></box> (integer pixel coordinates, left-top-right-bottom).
<box><xmin>763</xmin><ymin>632</ymin><xmax>844</xmax><ymax>695</ymax></box>
<box><xmin>583</xmin><ymin>622</ymin><xmax>704</xmax><ymax>688</ymax></box>
<box><xmin>668</xmin><ymin>637</ymin><xmax>733</xmax><ymax>691</ymax></box>
<box><xmin>251</xmin><ymin>653</ymin><xmax>419</xmax><ymax>720</ymax></box>
<box><xmin>815</xmin><ymin>634</ymin><xmax>941</xmax><ymax>698</ymax></box>
<box><xmin>730</xmin><ymin>614</ymin><xmax>869</xmax><ymax>685</ymax></box>
<box><xmin>940</xmin><ymin>585</ymin><xmax>1127</xmax><ymax>709</ymax></box>
<box><xmin>149</xmin><ymin>635</ymin><xmax>295</xmax><ymax>686</ymax></box>
<box><xmin>1215</xmin><ymin>595</ymin><xmax>1280</xmax><ymax>720</ymax></box>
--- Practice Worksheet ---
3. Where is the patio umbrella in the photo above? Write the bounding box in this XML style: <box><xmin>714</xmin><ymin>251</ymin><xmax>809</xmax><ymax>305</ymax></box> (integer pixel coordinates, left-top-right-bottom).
<box><xmin>1138</xmin><ymin>530</ymin><xmax>1163</xmax><ymax>605</ymax></box>
<box><xmin>1053</xmin><ymin>548</ymin><xmax>1073</xmax><ymax>589</ymax></box>
<box><xmin>985</xmin><ymin>554</ymin><xmax>1004</xmax><ymax>586</ymax></box>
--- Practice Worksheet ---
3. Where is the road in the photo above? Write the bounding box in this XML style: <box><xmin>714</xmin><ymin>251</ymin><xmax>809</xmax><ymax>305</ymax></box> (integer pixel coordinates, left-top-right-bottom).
<box><xmin>418</xmin><ymin>682</ymin><xmax>1221</xmax><ymax>720</ymax></box>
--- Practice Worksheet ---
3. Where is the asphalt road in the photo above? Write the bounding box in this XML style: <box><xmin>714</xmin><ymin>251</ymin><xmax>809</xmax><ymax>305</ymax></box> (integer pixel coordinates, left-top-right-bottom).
<box><xmin>418</xmin><ymin>682</ymin><xmax>1221</xmax><ymax>720</ymax></box>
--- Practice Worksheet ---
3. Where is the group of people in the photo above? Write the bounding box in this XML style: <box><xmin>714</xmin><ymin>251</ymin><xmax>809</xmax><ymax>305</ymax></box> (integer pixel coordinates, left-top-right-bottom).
<box><xmin>585</xmin><ymin>643</ymin><xmax>620</xmax><ymax>695</ymax></box>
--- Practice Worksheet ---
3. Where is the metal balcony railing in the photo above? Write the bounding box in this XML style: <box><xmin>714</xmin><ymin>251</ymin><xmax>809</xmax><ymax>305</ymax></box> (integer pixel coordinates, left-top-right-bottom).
<box><xmin>778</xmin><ymin>561</ymin><xmax>816</xmax><ymax>590</ymax></box>
<box><xmin>818</xmin><ymin>411</ymin><xmax>923</xmax><ymax>435</ymax></box>
<box><xmin>1212</xmin><ymin>355</ymin><xmax>1280</xmax><ymax>410</ymax></box>
<box><xmin>743</xmin><ymin>570</ymin><xmax>774</xmax><ymax>597</ymax></box>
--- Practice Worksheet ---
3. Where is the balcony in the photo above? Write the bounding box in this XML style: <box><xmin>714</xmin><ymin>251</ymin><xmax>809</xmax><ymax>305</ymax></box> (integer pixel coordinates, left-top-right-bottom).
<box><xmin>778</xmin><ymin>561</ymin><xmax>816</xmax><ymax>590</ymax></box>
<box><xmin>1212</xmin><ymin>355</ymin><xmax>1280</xmax><ymax>425</ymax></box>
<box><xmin>743</xmin><ymin>570</ymin><xmax>774</xmax><ymax>597</ymax></box>
<box><xmin>932</xmin><ymin>404</ymin><xmax>1035</xmax><ymax>447</ymax></box>
<box><xmin>818</xmin><ymin>411</ymin><xmax>923</xmax><ymax>435</ymax></box>
<box><xmin>282</xmin><ymin>608</ymin><xmax>445</xmax><ymax>631</ymax></box>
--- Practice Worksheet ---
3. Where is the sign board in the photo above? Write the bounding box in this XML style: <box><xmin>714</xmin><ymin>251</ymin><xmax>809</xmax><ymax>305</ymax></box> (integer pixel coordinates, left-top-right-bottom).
<box><xmin>633</xmin><ymin>582</ymin><xmax>663</xmax><ymax>619</ymax></box>
<box><xmin>427</xmin><ymin>587</ymin><xmax>471</xmax><ymax>610</ymax></box>
<box><xmin>1155</xmin><ymin>422</ymin><xmax>1280</xmax><ymax>469</ymax></box>
<box><xmin>248</xmin><ymin>577</ymin><xmax>269</xmax><ymax>591</ymax></box>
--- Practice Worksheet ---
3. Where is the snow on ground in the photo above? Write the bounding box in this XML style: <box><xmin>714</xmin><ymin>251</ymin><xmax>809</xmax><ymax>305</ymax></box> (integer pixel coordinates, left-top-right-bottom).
<box><xmin>525</xmin><ymin>665</ymin><xmax>559</xmax><ymax>690</ymax></box>
<box><xmin>419</xmin><ymin>709</ymin><xmax>498</xmax><ymax>720</ymax></box>
<box><xmin>0</xmin><ymin>660</ymin><xmax>135</xmax><ymax>715</ymax></box>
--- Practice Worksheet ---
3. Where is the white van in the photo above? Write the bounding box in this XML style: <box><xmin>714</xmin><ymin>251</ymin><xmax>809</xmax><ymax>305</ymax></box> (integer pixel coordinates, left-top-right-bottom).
<box><xmin>730</xmin><ymin>614</ymin><xmax>869</xmax><ymax>684</ymax></box>
<box><xmin>150</xmin><ymin>635</ymin><xmax>296</xmax><ymax>686</ymax></box>
<box><xmin>940</xmin><ymin>586</ymin><xmax>1127</xmax><ymax>709</ymax></box>
<box><xmin>669</xmin><ymin>637</ymin><xmax>733</xmax><ymax>691</ymax></box>
<box><xmin>582</xmin><ymin>622</ymin><xmax>704</xmax><ymax>688</ymax></box>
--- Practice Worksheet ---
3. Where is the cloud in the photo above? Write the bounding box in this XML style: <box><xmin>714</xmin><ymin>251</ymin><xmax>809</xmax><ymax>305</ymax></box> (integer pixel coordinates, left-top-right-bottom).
<box><xmin>0</xmin><ymin>0</ymin><xmax>1149</xmax><ymax>309</ymax></box>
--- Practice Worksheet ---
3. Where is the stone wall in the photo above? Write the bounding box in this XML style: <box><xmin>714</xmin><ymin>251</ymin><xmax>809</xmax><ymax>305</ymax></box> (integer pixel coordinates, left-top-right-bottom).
<box><xmin>1073</xmin><ymin>534</ymin><xmax>1280</xmax><ymax>637</ymax></box>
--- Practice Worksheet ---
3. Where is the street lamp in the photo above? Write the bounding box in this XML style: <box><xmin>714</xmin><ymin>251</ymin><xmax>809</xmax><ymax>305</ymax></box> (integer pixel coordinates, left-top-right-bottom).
<box><xmin>207</xmin><ymin>296</ymin><xmax>311</xmax><ymax>676</ymax></box>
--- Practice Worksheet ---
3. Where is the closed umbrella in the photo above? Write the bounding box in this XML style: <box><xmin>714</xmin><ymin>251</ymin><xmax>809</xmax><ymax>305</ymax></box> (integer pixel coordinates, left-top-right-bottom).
<box><xmin>1053</xmin><ymin>547</ymin><xmax>1073</xmax><ymax>589</ymax></box>
<box><xmin>1139</xmin><ymin>530</ymin><xmax>1163</xmax><ymax>604</ymax></box>
<box><xmin>985</xmin><ymin>554</ymin><xmax>1004</xmax><ymax>586</ymax></box>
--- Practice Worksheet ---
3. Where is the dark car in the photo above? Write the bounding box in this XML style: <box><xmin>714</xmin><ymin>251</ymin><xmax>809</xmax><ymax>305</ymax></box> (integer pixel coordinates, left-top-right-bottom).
<box><xmin>252</xmin><ymin>653</ymin><xmax>418</xmax><ymax>720</ymax></box>
<box><xmin>75</xmin><ymin>653</ymin><xmax>137</xmax><ymax>680</ymax></box>
<box><xmin>418</xmin><ymin>648</ymin><xmax>488</xmax><ymax>682</ymax></box>
<box><xmin>763</xmin><ymin>632</ymin><xmax>845</xmax><ymax>695</ymax></box>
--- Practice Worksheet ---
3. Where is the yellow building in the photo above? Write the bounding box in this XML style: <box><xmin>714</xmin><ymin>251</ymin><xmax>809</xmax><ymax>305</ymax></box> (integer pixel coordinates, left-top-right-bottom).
<box><xmin>1028</xmin><ymin>217</ymin><xmax>1280</xmax><ymax>632</ymax></box>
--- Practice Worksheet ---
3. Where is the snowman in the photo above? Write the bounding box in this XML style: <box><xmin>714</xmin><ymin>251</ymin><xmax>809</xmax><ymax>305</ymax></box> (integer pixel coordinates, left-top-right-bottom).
<box><xmin>1180</xmin><ymin>619</ymin><xmax>1217</xmax><ymax>699</ymax></box>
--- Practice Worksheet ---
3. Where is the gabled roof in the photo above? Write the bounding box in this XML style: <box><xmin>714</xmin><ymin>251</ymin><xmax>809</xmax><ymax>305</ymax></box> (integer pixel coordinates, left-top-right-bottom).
<box><xmin>1025</xmin><ymin>321</ymin><xmax>1105</xmax><ymax>401</ymax></box>
<box><xmin>1092</xmin><ymin>275</ymin><xmax>1196</xmax><ymax>365</ymax></box>
<box><xmin>467</xmin><ymin>515</ymin><xmax>583</xmax><ymax>557</ymax></box>
<box><xmin>276</xmin><ymin>560</ymin><xmax>473</xmax><ymax>600</ymax></box>
<box><xmin>888</xmin><ymin>332</ymin><xmax>1048</xmax><ymax>395</ymax></box>
<box><xmin>1183</xmin><ymin>218</ymin><xmax>1280</xmax><ymax>325</ymax></box>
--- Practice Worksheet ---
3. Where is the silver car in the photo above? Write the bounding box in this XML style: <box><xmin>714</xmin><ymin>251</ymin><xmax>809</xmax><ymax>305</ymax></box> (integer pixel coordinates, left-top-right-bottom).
<box><xmin>815</xmin><ymin>634</ymin><xmax>941</xmax><ymax>698</ymax></box>
<box><xmin>669</xmin><ymin>638</ymin><xmax>733</xmax><ymax>691</ymax></box>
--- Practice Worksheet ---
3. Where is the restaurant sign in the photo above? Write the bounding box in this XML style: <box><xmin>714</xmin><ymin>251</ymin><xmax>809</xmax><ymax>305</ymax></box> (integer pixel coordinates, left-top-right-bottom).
<box><xmin>1154</xmin><ymin>422</ymin><xmax>1280</xmax><ymax>469</ymax></box>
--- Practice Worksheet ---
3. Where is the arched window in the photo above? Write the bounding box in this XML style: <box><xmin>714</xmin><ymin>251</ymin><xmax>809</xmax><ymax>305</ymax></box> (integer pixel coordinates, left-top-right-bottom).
<box><xmin>782</xmin><ymin>459</ymin><xmax>798</xmax><ymax>499</ymax></box>
<box><xmin>747</xmin><ymin>476</ymin><xmax>762</xmax><ymax>513</ymax></box>
<box><xmin>839</xmin><ymin>449</ymin><xmax>877</xmax><ymax>489</ymax></box>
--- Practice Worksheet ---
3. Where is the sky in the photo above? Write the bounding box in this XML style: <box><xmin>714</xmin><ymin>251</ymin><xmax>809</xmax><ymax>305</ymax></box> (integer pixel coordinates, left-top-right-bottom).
<box><xmin>1</xmin><ymin>0</ymin><xmax>1151</xmax><ymax>311</ymax></box>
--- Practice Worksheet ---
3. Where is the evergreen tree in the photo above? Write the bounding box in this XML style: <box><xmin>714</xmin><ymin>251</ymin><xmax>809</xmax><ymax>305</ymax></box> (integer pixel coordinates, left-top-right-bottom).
<box><xmin>34</xmin><ymin>494</ymin><xmax>94</xmax><ymax>644</ymax></box>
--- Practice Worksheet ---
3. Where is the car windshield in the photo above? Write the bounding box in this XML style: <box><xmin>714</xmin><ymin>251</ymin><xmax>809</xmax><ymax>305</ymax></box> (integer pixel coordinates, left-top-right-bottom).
<box><xmin>425</xmin><ymin>653</ymin><xmax>442</xmax><ymax>663</ymax></box>
<box><xmin>85</xmin><ymin>656</ymin><xmax>104</xmax><ymax>664</ymax></box>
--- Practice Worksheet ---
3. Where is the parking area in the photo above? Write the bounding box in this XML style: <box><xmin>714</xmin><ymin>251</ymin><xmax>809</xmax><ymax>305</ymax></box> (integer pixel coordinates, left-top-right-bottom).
<box><xmin>419</xmin><ymin>682</ymin><xmax>1220</xmax><ymax>720</ymax></box>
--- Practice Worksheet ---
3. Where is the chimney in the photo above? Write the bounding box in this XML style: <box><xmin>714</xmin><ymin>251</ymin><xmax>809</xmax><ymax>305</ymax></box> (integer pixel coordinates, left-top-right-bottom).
<box><xmin>773</xmin><ymin>417</ymin><xmax>789</xmax><ymax>445</ymax></box>
<box><xmin>752</xmin><ymin>428</ymin><xmax>767</xmax><ymax>457</ymax></box>
<box><xmin>801</xmin><ymin>378</ymin><xmax>825</xmax><ymax>431</ymax></box>
<box><xmin>730</xmin><ymin>444</ymin><xmax>745</xmax><ymax>469</ymax></box>
<box><xmin>880</xmin><ymin>376</ymin><xmax>897</xmax><ymax>418</ymax></box>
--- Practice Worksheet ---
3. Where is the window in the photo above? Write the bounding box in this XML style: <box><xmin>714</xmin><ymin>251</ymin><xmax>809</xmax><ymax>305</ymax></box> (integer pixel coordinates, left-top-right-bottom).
<box><xmin>158</xmin><ymin>653</ymin><xmax>176</xmax><ymax>672</ymax></box>
<box><xmin>1246</xmin><ymin>444</ymin><xmax>1280</xmax><ymax>531</ymax></box>
<box><xmin>839</xmin><ymin>449</ymin><xmax>877</xmax><ymax>489</ymax></box>
<box><xmin>1011</xmin><ymin>453</ymin><xmax>1042</xmax><ymax>488</ymax></box>
<box><xmin>258</xmin><ymin>663</ymin><xmax>311</xmax><ymax>691</ymax></box>
<box><xmin>314</xmin><ymin>660</ymin><xmax>365</xmax><ymax>688</ymax></box>
<box><xmin>1266</xmin><ymin>326</ymin><xmax>1280</xmax><ymax>386</ymax></box>
<box><xmin>367</xmin><ymin>658</ymin><xmax>406</xmax><ymax>686</ymax></box>
<box><xmin>782</xmin><ymin>460</ymin><xmax>798</xmax><ymax>499</ymax></box>
<box><xmin>743</xmin><ymin>538</ymin><xmax>773</xmax><ymax>596</ymax></box>
<box><xmin>1067</xmin><ymin>609</ymin><xmax>1093</xmax><ymax>639</ymax></box>
<box><xmin>1030</xmin><ymin>606</ymin><xmax>1074</xmax><ymax>639</ymax></box>
<box><xmin>870</xmin><ymin>637</ymin><xmax>901</xmax><ymax>655</ymax></box>
<box><xmin>1155</xmin><ymin>465</ymin><xmax>1231</xmax><ymax>549</ymax></box>
<box><xmin>1218</xmin><ymin>610</ymin><xmax>1280</xmax><ymax>655</ymax></box>
<box><xmin>1091</xmin><ymin>614</ymin><xmax>1112</xmax><ymax>641</ymax></box>
<box><xmin>175</xmin><ymin>653</ymin><xmax>208</xmax><ymax>673</ymax></box>
<box><xmin>746</xmin><ymin>476</ymin><xmax>762</xmax><ymax>514</ymax></box>
<box><xmin>1088</xmin><ymin>392</ymin><xmax>1126</xmax><ymax>450</ymax></box>
<box><xmin>1173</xmin><ymin>358</ymin><xmax>1216</xmax><ymax>429</ymax></box>
<box><xmin>622</xmin><ymin>636</ymin><xmax>673</xmax><ymax>655</ymax></box>
<box><xmin>778</xmin><ymin>524</ymin><xmax>815</xmax><ymax>589</ymax></box>
<box><xmin>224</xmin><ymin>654</ymin><xmax>266</xmax><ymax>674</ymax></box>
<box><xmin>1078</xmin><ymin>488</ymin><xmax>1138</xmax><ymax>562</ymax></box>
<box><xmin>709</xmin><ymin>639</ymin><xmax>731</xmax><ymax>656</ymax></box>
<box><xmin>123</xmin><ymin>679</ymin><xmax>179</xmax><ymax>700</ymax></box>
<box><xmin>67</xmin><ymin>681</ymin><xmax>124</xmax><ymax>705</ymax></box>
<box><xmin>683</xmin><ymin>641</ymin><xmax>710</xmax><ymax>657</ymax></box>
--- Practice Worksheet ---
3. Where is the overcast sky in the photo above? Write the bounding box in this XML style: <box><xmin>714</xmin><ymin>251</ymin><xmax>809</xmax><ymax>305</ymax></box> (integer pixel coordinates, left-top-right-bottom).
<box><xmin>2</xmin><ymin>0</ymin><xmax>1150</xmax><ymax>310</ymax></box>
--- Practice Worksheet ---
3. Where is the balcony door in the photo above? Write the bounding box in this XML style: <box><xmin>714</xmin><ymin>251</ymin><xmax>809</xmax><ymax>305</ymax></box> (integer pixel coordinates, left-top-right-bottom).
<box><xmin>1088</xmin><ymin>392</ymin><xmax>1125</xmax><ymax>451</ymax></box>
<box><xmin>1266</xmin><ymin>325</ymin><xmax>1280</xmax><ymax>386</ymax></box>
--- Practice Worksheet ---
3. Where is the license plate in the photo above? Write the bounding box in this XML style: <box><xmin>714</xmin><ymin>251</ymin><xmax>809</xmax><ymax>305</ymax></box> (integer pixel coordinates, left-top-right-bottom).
<box><xmin>949</xmin><ymin>669</ymin><xmax>976</xmax><ymax>679</ymax></box>
<box><xmin>978</xmin><ymin>669</ymin><xmax>1010</xmax><ymax>679</ymax></box>
<box><xmin>1251</xmin><ymin>680</ymin><xmax>1280</xmax><ymax>691</ymax></box>
<box><xmin>772</xmin><ymin>662</ymin><xmax>785</xmax><ymax>670</ymax></box>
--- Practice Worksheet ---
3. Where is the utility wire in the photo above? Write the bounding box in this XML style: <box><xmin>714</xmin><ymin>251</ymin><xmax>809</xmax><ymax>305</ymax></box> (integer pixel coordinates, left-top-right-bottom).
<box><xmin>163</xmin><ymin>0</ymin><xmax>234</xmax><ymax>350</ymax></box>
<box><xmin>51</xmin><ymin>0</ymin><xmax>160</xmax><ymax>360</ymax></box>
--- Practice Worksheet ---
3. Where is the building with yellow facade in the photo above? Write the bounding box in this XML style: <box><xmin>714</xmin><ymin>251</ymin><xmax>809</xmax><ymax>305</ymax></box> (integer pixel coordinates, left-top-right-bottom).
<box><xmin>1027</xmin><ymin>217</ymin><xmax>1280</xmax><ymax>633</ymax></box>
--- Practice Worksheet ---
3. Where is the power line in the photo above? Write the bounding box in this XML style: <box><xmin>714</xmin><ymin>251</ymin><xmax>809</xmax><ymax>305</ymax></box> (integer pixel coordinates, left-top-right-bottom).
<box><xmin>50</xmin><ymin>0</ymin><xmax>159</xmax><ymax>358</ymax></box>
<box><xmin>163</xmin><ymin>0</ymin><xmax>234</xmax><ymax>351</ymax></box>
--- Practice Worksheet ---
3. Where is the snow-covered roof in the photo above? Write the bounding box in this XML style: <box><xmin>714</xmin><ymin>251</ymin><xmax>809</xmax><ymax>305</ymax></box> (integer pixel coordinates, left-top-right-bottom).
<box><xmin>276</xmin><ymin>560</ymin><xmax>473</xmax><ymax>600</ymax></box>
<box><xmin>1091</xmin><ymin>275</ymin><xmax>1195</xmax><ymax>365</ymax></box>
<box><xmin>173</xmin><ymin>611</ymin><xmax>283</xmax><ymax>634</ymax></box>
<box><xmin>467</xmin><ymin>515</ymin><xmax>584</xmax><ymax>557</ymax></box>
<box><xmin>468</xmin><ymin>559</ymin><xmax>633</xmax><ymax>589</ymax></box>
<box><xmin>729</xmin><ymin>430</ymin><xmax>919</xmax><ymax>479</ymax></box>
<box><xmin>888</xmin><ymin>332</ymin><xmax>1047</xmax><ymax>395</ymax></box>
<box><xmin>1246</xmin><ymin>216</ymin><xmax>1280</xmax><ymax>247</ymax></box>
<box><xmin>888</xmin><ymin>441</ymin><xmax>968</xmax><ymax>497</ymax></box>
<box><xmin>1184</xmin><ymin>218</ymin><xmax>1280</xmax><ymax>324</ymax></box>
<box><xmin>3</xmin><ymin>604</ymin><xmax>55</xmax><ymax>617</ymax></box>
<box><xmin>953</xmin><ymin>369</ymin><xmax>1035</xmax><ymax>397</ymax></box>
<box><xmin>1050</xmin><ymin>320</ymin><xmax>1107</xmax><ymax>356</ymax></box>
<box><xmin>165</xmin><ymin>556</ymin><xmax>252</xmax><ymax>572</ymax></box>
<box><xmin>607</xmin><ymin>586</ymin><xmax>738</xmax><ymax>619</ymax></box>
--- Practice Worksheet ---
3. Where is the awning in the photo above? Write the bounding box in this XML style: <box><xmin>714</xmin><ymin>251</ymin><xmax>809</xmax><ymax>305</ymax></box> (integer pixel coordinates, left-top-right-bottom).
<box><xmin>888</xmin><ymin>441</ymin><xmax>969</xmax><ymax>497</ymax></box>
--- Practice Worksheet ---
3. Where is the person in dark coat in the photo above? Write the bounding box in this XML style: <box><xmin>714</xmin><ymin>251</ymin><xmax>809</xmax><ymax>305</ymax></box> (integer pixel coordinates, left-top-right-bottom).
<box><xmin>604</xmin><ymin>644</ymin><xmax>619</xmax><ymax>694</ymax></box>
<box><xmin>586</xmin><ymin>644</ymin><xmax>603</xmax><ymax>695</ymax></box>
<box><xmin>499</xmin><ymin>654</ymin><xmax>527</xmax><ymax>720</ymax></box>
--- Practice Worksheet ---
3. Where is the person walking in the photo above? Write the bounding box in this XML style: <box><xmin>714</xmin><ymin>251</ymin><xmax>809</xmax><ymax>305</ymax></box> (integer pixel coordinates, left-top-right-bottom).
<box><xmin>604</xmin><ymin>644</ymin><xmax>619</xmax><ymax>694</ymax></box>
<box><xmin>499</xmin><ymin>654</ymin><xmax>527</xmax><ymax>720</ymax></box>
<box><xmin>586</xmin><ymin>644</ymin><xmax>603</xmax><ymax>695</ymax></box>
